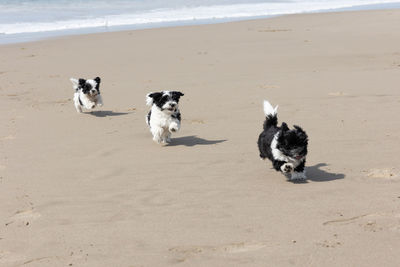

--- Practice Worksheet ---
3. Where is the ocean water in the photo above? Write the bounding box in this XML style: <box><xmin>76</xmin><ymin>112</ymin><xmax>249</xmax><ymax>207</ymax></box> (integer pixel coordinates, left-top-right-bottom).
<box><xmin>1</xmin><ymin>0</ymin><xmax>400</xmax><ymax>44</ymax></box>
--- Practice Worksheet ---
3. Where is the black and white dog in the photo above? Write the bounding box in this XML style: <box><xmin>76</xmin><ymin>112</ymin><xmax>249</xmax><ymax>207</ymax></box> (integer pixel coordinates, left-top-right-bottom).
<box><xmin>70</xmin><ymin>77</ymin><xmax>103</xmax><ymax>113</ymax></box>
<box><xmin>258</xmin><ymin>100</ymin><xmax>308</xmax><ymax>180</ymax></box>
<box><xmin>146</xmin><ymin>91</ymin><xmax>184</xmax><ymax>144</ymax></box>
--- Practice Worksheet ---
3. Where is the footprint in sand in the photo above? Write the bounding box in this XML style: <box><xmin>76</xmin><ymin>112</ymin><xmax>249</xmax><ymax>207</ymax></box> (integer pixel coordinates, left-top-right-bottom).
<box><xmin>217</xmin><ymin>242</ymin><xmax>267</xmax><ymax>253</ymax></box>
<box><xmin>324</xmin><ymin>212</ymin><xmax>400</xmax><ymax>233</ymax></box>
<box><xmin>6</xmin><ymin>209</ymin><xmax>41</xmax><ymax>226</ymax></box>
<box><xmin>186</xmin><ymin>119</ymin><xmax>205</xmax><ymax>124</ymax></box>
<box><xmin>316</xmin><ymin>233</ymin><xmax>342</xmax><ymax>248</ymax></box>
<box><xmin>1</xmin><ymin>135</ymin><xmax>15</xmax><ymax>141</ymax></box>
<box><xmin>169</xmin><ymin>241</ymin><xmax>267</xmax><ymax>262</ymax></box>
<box><xmin>316</xmin><ymin>240</ymin><xmax>342</xmax><ymax>248</ymax></box>
<box><xmin>141</xmin><ymin>193</ymin><xmax>175</xmax><ymax>207</ymax></box>
<box><xmin>0</xmin><ymin>250</ymin><xmax>25</xmax><ymax>264</ymax></box>
<box><xmin>366</xmin><ymin>168</ymin><xmax>398</xmax><ymax>179</ymax></box>
<box><xmin>328</xmin><ymin>92</ymin><xmax>349</xmax><ymax>96</ymax></box>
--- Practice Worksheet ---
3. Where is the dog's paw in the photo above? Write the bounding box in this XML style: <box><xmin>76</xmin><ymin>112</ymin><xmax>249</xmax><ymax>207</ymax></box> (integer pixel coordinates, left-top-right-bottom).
<box><xmin>97</xmin><ymin>103</ymin><xmax>103</xmax><ymax>107</ymax></box>
<box><xmin>290</xmin><ymin>171</ymin><xmax>307</xmax><ymax>180</ymax></box>
<box><xmin>281</xmin><ymin>163</ymin><xmax>294</xmax><ymax>173</ymax></box>
<box><xmin>153</xmin><ymin>137</ymin><xmax>162</xmax><ymax>144</ymax></box>
<box><xmin>169</xmin><ymin>122</ymin><xmax>179</xmax><ymax>133</ymax></box>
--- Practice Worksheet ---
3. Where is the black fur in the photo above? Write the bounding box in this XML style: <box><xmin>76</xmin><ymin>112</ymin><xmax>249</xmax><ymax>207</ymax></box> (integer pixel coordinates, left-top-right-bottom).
<box><xmin>171</xmin><ymin>112</ymin><xmax>181</xmax><ymax>121</ymax></box>
<box><xmin>79</xmin><ymin>79</ymin><xmax>86</xmax><ymax>87</ymax></box>
<box><xmin>146</xmin><ymin>91</ymin><xmax>184</xmax><ymax>143</ymax></box>
<box><xmin>148</xmin><ymin>91</ymin><xmax>184</xmax><ymax>110</ymax></box>
<box><xmin>257</xmin><ymin>103</ymin><xmax>308</xmax><ymax>177</ymax></box>
<box><xmin>77</xmin><ymin>77</ymin><xmax>101</xmax><ymax>95</ymax></box>
<box><xmin>258</xmin><ymin>112</ymin><xmax>280</xmax><ymax>162</ymax></box>
<box><xmin>147</xmin><ymin>110</ymin><xmax>152</xmax><ymax>126</ymax></box>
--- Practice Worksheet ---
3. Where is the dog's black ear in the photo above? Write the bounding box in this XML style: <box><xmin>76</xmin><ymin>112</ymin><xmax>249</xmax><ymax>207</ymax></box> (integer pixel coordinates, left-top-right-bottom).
<box><xmin>149</xmin><ymin>92</ymin><xmax>162</xmax><ymax>101</ymax></box>
<box><xmin>94</xmin><ymin>77</ymin><xmax>101</xmax><ymax>84</ymax></box>
<box><xmin>293</xmin><ymin>125</ymin><xmax>305</xmax><ymax>133</ymax></box>
<box><xmin>171</xmin><ymin>91</ymin><xmax>184</xmax><ymax>101</ymax></box>
<box><xmin>294</xmin><ymin>125</ymin><xmax>308</xmax><ymax>143</ymax></box>
<box><xmin>173</xmin><ymin>91</ymin><xmax>184</xmax><ymax>97</ymax></box>
<box><xmin>146</xmin><ymin>92</ymin><xmax>163</xmax><ymax>106</ymax></box>
<box><xmin>78</xmin><ymin>79</ymin><xmax>86</xmax><ymax>87</ymax></box>
<box><xmin>281</xmin><ymin>122</ymin><xmax>289</xmax><ymax>132</ymax></box>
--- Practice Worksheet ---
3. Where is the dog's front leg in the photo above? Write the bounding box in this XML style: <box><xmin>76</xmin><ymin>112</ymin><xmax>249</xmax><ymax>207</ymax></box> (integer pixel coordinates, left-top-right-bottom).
<box><xmin>272</xmin><ymin>160</ymin><xmax>286</xmax><ymax>172</ymax></box>
<box><xmin>151</xmin><ymin>127</ymin><xmax>164</xmax><ymax>144</ymax></box>
<box><xmin>73</xmin><ymin>94</ymin><xmax>83</xmax><ymax>113</ymax></box>
<box><xmin>81</xmin><ymin>97</ymin><xmax>96</xmax><ymax>109</ymax></box>
<box><xmin>86</xmin><ymin>101</ymin><xmax>96</xmax><ymax>109</ymax></box>
<box><xmin>74</xmin><ymin>100</ymin><xmax>82</xmax><ymax>113</ymax></box>
<box><xmin>161</xmin><ymin>130</ymin><xmax>171</xmax><ymax>144</ymax></box>
<box><xmin>96</xmin><ymin>94</ymin><xmax>103</xmax><ymax>107</ymax></box>
<box><xmin>280</xmin><ymin>163</ymin><xmax>294</xmax><ymax>174</ymax></box>
<box><xmin>169</xmin><ymin>121</ymin><xmax>180</xmax><ymax>133</ymax></box>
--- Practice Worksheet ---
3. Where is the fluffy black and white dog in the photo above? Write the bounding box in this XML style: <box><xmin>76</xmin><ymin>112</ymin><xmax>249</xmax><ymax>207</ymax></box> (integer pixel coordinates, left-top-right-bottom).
<box><xmin>258</xmin><ymin>100</ymin><xmax>308</xmax><ymax>180</ymax></box>
<box><xmin>70</xmin><ymin>77</ymin><xmax>103</xmax><ymax>113</ymax></box>
<box><xmin>146</xmin><ymin>91</ymin><xmax>184</xmax><ymax>144</ymax></box>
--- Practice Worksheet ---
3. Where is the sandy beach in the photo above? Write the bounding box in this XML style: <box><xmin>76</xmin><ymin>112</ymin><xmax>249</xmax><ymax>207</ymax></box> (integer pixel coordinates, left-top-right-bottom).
<box><xmin>1</xmin><ymin>9</ymin><xmax>400</xmax><ymax>266</ymax></box>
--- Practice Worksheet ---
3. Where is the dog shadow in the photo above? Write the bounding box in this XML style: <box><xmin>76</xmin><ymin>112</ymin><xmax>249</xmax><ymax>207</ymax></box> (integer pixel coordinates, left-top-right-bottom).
<box><xmin>304</xmin><ymin>163</ymin><xmax>345</xmax><ymax>182</ymax></box>
<box><xmin>167</xmin><ymin>135</ymin><xmax>227</xmax><ymax>147</ymax></box>
<box><xmin>88</xmin><ymin>110</ymin><xmax>130</xmax><ymax>117</ymax></box>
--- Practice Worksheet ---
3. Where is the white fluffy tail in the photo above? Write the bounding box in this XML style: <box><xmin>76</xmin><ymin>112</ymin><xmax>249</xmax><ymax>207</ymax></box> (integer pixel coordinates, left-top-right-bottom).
<box><xmin>70</xmin><ymin>78</ymin><xmax>79</xmax><ymax>90</ymax></box>
<box><xmin>146</xmin><ymin>93</ymin><xmax>154</xmax><ymax>106</ymax></box>
<box><xmin>263</xmin><ymin>100</ymin><xmax>278</xmax><ymax>117</ymax></box>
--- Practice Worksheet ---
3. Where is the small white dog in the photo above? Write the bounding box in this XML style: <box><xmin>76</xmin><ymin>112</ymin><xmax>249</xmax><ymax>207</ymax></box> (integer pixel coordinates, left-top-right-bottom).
<box><xmin>70</xmin><ymin>77</ymin><xmax>103</xmax><ymax>113</ymax></box>
<box><xmin>146</xmin><ymin>91</ymin><xmax>184</xmax><ymax>144</ymax></box>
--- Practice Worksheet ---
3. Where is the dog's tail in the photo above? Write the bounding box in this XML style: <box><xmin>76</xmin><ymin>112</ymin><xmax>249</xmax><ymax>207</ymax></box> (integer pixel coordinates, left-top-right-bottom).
<box><xmin>263</xmin><ymin>100</ymin><xmax>278</xmax><ymax>129</ymax></box>
<box><xmin>70</xmin><ymin>78</ymin><xmax>79</xmax><ymax>90</ymax></box>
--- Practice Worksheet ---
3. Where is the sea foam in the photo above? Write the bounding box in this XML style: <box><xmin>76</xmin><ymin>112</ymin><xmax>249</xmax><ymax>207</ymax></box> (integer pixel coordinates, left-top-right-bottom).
<box><xmin>1</xmin><ymin>0</ymin><xmax>399</xmax><ymax>35</ymax></box>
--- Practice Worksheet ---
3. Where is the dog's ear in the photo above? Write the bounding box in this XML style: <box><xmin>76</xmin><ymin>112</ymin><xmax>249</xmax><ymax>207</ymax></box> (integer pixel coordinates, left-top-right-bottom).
<box><xmin>171</xmin><ymin>91</ymin><xmax>184</xmax><ymax>101</ymax></box>
<box><xmin>293</xmin><ymin>125</ymin><xmax>305</xmax><ymax>133</ymax></box>
<box><xmin>146</xmin><ymin>92</ymin><xmax>163</xmax><ymax>106</ymax></box>
<box><xmin>172</xmin><ymin>91</ymin><xmax>184</xmax><ymax>97</ymax></box>
<box><xmin>281</xmin><ymin>122</ymin><xmax>289</xmax><ymax>132</ymax></box>
<box><xmin>70</xmin><ymin>78</ymin><xmax>79</xmax><ymax>89</ymax></box>
<box><xmin>94</xmin><ymin>77</ymin><xmax>101</xmax><ymax>84</ymax></box>
<box><xmin>78</xmin><ymin>79</ymin><xmax>86</xmax><ymax>87</ymax></box>
<box><xmin>293</xmin><ymin>125</ymin><xmax>308</xmax><ymax>143</ymax></box>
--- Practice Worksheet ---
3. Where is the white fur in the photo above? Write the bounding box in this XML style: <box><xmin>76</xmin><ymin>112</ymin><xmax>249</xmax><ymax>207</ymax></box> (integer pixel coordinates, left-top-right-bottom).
<box><xmin>146</xmin><ymin>93</ymin><xmax>154</xmax><ymax>106</ymax></box>
<box><xmin>73</xmin><ymin>91</ymin><xmax>103</xmax><ymax>113</ymax></box>
<box><xmin>70</xmin><ymin>78</ymin><xmax>79</xmax><ymax>89</ymax></box>
<box><xmin>70</xmin><ymin>78</ymin><xmax>103</xmax><ymax>113</ymax></box>
<box><xmin>147</xmin><ymin>105</ymin><xmax>181</xmax><ymax>144</ymax></box>
<box><xmin>271</xmin><ymin>132</ymin><xmax>304</xmax><ymax>170</ymax></box>
<box><xmin>263</xmin><ymin>100</ymin><xmax>278</xmax><ymax>117</ymax></box>
<box><xmin>281</xmin><ymin>163</ymin><xmax>294</xmax><ymax>173</ymax></box>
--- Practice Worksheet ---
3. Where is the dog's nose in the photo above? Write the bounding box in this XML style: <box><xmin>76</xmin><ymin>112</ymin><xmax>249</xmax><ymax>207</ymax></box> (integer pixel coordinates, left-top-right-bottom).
<box><xmin>170</xmin><ymin>103</ymin><xmax>176</xmax><ymax>107</ymax></box>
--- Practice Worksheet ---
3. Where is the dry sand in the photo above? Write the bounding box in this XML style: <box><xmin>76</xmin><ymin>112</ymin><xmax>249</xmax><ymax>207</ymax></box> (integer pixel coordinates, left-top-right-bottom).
<box><xmin>1</xmin><ymin>9</ymin><xmax>400</xmax><ymax>267</ymax></box>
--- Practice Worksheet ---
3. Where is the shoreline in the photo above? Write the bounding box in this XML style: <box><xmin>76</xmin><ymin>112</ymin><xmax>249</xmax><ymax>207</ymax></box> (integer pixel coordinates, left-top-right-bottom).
<box><xmin>1</xmin><ymin>2</ymin><xmax>400</xmax><ymax>45</ymax></box>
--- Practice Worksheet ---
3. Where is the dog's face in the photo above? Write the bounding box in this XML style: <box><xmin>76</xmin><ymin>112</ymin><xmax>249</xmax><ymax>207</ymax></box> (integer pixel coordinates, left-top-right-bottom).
<box><xmin>277</xmin><ymin>123</ymin><xmax>308</xmax><ymax>160</ymax></box>
<box><xmin>146</xmin><ymin>91</ymin><xmax>184</xmax><ymax>113</ymax></box>
<box><xmin>73</xmin><ymin>77</ymin><xmax>101</xmax><ymax>97</ymax></box>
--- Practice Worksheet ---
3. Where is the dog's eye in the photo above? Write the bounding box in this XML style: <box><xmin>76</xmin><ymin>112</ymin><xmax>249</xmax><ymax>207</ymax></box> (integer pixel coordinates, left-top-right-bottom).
<box><xmin>85</xmin><ymin>84</ymin><xmax>92</xmax><ymax>90</ymax></box>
